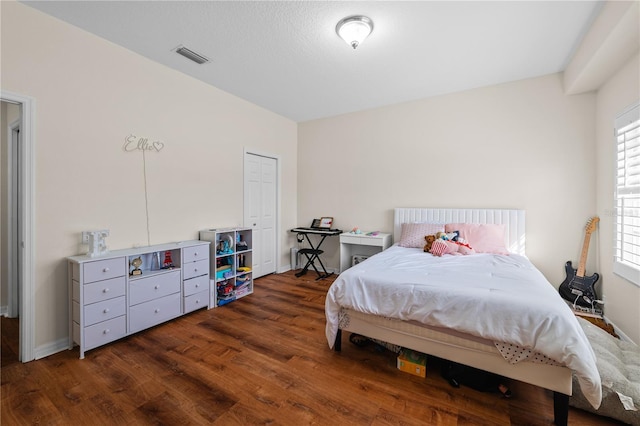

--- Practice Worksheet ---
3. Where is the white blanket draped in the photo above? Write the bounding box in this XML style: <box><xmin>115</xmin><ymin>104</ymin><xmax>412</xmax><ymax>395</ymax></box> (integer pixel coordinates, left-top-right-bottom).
<box><xmin>325</xmin><ymin>245</ymin><xmax>602</xmax><ymax>409</ymax></box>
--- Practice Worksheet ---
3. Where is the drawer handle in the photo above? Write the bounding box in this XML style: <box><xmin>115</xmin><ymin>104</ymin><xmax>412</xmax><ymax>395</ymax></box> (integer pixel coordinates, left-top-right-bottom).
<box><xmin>103</xmin><ymin>288</ymin><xmax>109</xmax><ymax>293</ymax></box>
<box><xmin>195</xmin><ymin>284</ymin><xmax>199</xmax><ymax>288</ymax></box>
<box><xmin>194</xmin><ymin>252</ymin><xmax>198</xmax><ymax>256</ymax></box>
<box><xmin>154</xmin><ymin>308</ymin><xmax>160</xmax><ymax>313</ymax></box>
<box><xmin>103</xmin><ymin>267</ymin><xmax>109</xmax><ymax>272</ymax></box>
<box><xmin>103</xmin><ymin>308</ymin><xmax>110</xmax><ymax>313</ymax></box>
<box><xmin>195</xmin><ymin>299</ymin><xmax>200</xmax><ymax>304</ymax></box>
<box><xmin>154</xmin><ymin>285</ymin><xmax>160</xmax><ymax>290</ymax></box>
<box><xmin>194</xmin><ymin>268</ymin><xmax>198</xmax><ymax>272</ymax></box>
<box><xmin>103</xmin><ymin>329</ymin><xmax>110</xmax><ymax>334</ymax></box>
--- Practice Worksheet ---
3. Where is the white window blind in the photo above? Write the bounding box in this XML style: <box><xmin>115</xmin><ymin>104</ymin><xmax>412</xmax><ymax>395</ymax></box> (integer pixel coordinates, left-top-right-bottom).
<box><xmin>614</xmin><ymin>102</ymin><xmax>640</xmax><ymax>286</ymax></box>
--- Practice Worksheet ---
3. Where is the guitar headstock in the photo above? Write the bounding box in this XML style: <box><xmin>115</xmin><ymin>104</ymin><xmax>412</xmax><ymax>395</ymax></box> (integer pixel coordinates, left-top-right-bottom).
<box><xmin>585</xmin><ymin>217</ymin><xmax>600</xmax><ymax>235</ymax></box>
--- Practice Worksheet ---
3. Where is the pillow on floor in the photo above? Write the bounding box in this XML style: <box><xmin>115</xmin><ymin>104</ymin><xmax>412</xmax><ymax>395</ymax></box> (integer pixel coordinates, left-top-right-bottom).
<box><xmin>569</xmin><ymin>317</ymin><xmax>640</xmax><ymax>425</ymax></box>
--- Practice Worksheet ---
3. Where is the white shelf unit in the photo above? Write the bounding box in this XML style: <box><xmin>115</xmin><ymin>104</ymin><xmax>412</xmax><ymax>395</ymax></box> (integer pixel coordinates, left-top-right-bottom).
<box><xmin>67</xmin><ymin>240</ymin><xmax>210</xmax><ymax>359</ymax></box>
<box><xmin>199</xmin><ymin>227</ymin><xmax>253</xmax><ymax>307</ymax></box>
<box><xmin>339</xmin><ymin>232</ymin><xmax>393</xmax><ymax>272</ymax></box>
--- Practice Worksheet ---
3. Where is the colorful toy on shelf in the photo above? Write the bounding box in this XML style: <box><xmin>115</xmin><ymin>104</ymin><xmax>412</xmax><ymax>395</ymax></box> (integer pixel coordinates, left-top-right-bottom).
<box><xmin>217</xmin><ymin>234</ymin><xmax>234</xmax><ymax>255</ymax></box>
<box><xmin>217</xmin><ymin>280</ymin><xmax>234</xmax><ymax>296</ymax></box>
<box><xmin>162</xmin><ymin>251</ymin><xmax>174</xmax><ymax>269</ymax></box>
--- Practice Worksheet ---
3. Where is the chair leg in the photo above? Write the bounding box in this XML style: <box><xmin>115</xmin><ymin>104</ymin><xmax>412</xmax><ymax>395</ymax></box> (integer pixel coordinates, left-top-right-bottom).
<box><xmin>295</xmin><ymin>253</ymin><xmax>313</xmax><ymax>277</ymax></box>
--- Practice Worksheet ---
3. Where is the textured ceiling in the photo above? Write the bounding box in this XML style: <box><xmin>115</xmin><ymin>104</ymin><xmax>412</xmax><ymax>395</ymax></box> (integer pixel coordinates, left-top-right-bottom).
<box><xmin>22</xmin><ymin>1</ymin><xmax>603</xmax><ymax>122</ymax></box>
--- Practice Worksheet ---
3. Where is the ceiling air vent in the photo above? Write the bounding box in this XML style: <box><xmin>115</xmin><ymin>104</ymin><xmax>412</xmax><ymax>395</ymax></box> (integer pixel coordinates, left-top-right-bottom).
<box><xmin>174</xmin><ymin>45</ymin><xmax>210</xmax><ymax>65</ymax></box>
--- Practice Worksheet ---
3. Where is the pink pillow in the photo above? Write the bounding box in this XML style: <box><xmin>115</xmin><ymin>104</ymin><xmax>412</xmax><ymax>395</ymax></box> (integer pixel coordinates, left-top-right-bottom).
<box><xmin>445</xmin><ymin>223</ymin><xmax>509</xmax><ymax>255</ymax></box>
<box><xmin>430</xmin><ymin>239</ymin><xmax>459</xmax><ymax>256</ymax></box>
<box><xmin>429</xmin><ymin>239</ymin><xmax>448</xmax><ymax>256</ymax></box>
<box><xmin>398</xmin><ymin>222</ymin><xmax>444</xmax><ymax>248</ymax></box>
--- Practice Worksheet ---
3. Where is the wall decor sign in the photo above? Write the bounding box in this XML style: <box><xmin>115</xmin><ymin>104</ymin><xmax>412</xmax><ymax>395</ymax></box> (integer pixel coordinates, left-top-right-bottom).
<box><xmin>123</xmin><ymin>134</ymin><xmax>165</xmax><ymax>152</ymax></box>
<box><xmin>123</xmin><ymin>133</ymin><xmax>166</xmax><ymax>246</ymax></box>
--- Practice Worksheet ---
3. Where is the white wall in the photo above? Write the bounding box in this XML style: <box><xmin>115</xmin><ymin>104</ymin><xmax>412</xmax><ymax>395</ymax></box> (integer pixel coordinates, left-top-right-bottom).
<box><xmin>1</xmin><ymin>2</ymin><xmax>297</xmax><ymax>355</ymax></box>
<box><xmin>299</xmin><ymin>74</ymin><xmax>597</xmax><ymax>286</ymax></box>
<box><xmin>596</xmin><ymin>53</ymin><xmax>640</xmax><ymax>343</ymax></box>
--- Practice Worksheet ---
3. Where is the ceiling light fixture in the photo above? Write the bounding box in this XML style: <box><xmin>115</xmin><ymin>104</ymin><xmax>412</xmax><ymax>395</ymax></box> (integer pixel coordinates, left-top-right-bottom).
<box><xmin>336</xmin><ymin>15</ymin><xmax>373</xmax><ymax>49</ymax></box>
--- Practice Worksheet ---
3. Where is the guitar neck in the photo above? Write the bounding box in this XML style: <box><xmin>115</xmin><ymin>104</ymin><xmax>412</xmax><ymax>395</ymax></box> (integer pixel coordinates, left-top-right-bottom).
<box><xmin>576</xmin><ymin>233</ymin><xmax>591</xmax><ymax>278</ymax></box>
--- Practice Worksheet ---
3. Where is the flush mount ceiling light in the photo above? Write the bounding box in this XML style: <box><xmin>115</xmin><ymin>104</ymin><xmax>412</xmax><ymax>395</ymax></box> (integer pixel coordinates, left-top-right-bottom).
<box><xmin>336</xmin><ymin>15</ymin><xmax>373</xmax><ymax>49</ymax></box>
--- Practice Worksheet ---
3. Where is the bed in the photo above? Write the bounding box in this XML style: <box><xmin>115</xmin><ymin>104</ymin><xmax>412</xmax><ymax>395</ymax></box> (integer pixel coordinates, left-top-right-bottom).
<box><xmin>325</xmin><ymin>208</ymin><xmax>602</xmax><ymax>426</ymax></box>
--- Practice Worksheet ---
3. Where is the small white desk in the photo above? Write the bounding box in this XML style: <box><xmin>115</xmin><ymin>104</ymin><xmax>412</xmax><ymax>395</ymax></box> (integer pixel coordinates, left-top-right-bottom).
<box><xmin>339</xmin><ymin>232</ymin><xmax>392</xmax><ymax>272</ymax></box>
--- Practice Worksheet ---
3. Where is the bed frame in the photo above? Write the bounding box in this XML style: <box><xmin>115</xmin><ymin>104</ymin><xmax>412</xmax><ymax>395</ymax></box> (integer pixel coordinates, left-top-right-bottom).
<box><xmin>333</xmin><ymin>208</ymin><xmax>571</xmax><ymax>426</ymax></box>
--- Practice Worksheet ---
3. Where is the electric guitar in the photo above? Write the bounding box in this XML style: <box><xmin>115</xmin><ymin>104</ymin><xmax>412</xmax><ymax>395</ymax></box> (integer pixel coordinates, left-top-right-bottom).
<box><xmin>559</xmin><ymin>217</ymin><xmax>600</xmax><ymax>308</ymax></box>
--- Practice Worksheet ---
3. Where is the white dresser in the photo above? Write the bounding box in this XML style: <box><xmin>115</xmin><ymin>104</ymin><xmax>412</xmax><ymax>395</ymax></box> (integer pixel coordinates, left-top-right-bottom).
<box><xmin>68</xmin><ymin>240</ymin><xmax>210</xmax><ymax>359</ymax></box>
<box><xmin>339</xmin><ymin>232</ymin><xmax>392</xmax><ymax>272</ymax></box>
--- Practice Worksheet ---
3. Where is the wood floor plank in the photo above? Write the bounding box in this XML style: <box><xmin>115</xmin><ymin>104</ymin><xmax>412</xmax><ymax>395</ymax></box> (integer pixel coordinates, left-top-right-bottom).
<box><xmin>1</xmin><ymin>271</ymin><xmax>623</xmax><ymax>425</ymax></box>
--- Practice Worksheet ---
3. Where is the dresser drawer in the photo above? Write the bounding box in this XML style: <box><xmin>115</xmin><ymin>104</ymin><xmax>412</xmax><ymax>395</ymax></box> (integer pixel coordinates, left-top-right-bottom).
<box><xmin>357</xmin><ymin>237</ymin><xmax>386</xmax><ymax>247</ymax></box>
<box><xmin>184</xmin><ymin>290</ymin><xmax>208</xmax><ymax>313</ymax></box>
<box><xmin>84</xmin><ymin>277</ymin><xmax>126</xmax><ymax>305</ymax></box>
<box><xmin>84</xmin><ymin>296</ymin><xmax>126</xmax><ymax>327</ymax></box>
<box><xmin>184</xmin><ymin>274</ymin><xmax>208</xmax><ymax>297</ymax></box>
<box><xmin>183</xmin><ymin>244</ymin><xmax>209</xmax><ymax>263</ymax></box>
<box><xmin>129</xmin><ymin>293</ymin><xmax>181</xmax><ymax>333</ymax></box>
<box><xmin>340</xmin><ymin>234</ymin><xmax>361</xmax><ymax>244</ymax></box>
<box><xmin>129</xmin><ymin>270</ymin><xmax>180</xmax><ymax>306</ymax></box>
<box><xmin>84</xmin><ymin>315</ymin><xmax>127</xmax><ymax>350</ymax></box>
<box><xmin>341</xmin><ymin>234</ymin><xmax>386</xmax><ymax>247</ymax></box>
<box><xmin>83</xmin><ymin>258</ymin><xmax>125</xmax><ymax>283</ymax></box>
<box><xmin>183</xmin><ymin>259</ymin><xmax>208</xmax><ymax>281</ymax></box>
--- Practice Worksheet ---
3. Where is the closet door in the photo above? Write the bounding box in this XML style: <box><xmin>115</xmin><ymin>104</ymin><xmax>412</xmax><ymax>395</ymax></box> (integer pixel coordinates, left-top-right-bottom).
<box><xmin>244</xmin><ymin>153</ymin><xmax>277</xmax><ymax>278</ymax></box>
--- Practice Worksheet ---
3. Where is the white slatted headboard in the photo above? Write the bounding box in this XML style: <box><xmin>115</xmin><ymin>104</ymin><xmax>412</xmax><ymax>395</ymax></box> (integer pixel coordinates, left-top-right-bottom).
<box><xmin>394</xmin><ymin>208</ymin><xmax>526</xmax><ymax>256</ymax></box>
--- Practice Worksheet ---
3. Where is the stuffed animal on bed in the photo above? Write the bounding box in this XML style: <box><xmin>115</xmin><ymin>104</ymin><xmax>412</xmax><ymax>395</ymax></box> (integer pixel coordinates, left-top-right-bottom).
<box><xmin>424</xmin><ymin>235</ymin><xmax>436</xmax><ymax>252</ymax></box>
<box><xmin>430</xmin><ymin>239</ymin><xmax>476</xmax><ymax>256</ymax></box>
<box><xmin>436</xmin><ymin>231</ymin><xmax>460</xmax><ymax>241</ymax></box>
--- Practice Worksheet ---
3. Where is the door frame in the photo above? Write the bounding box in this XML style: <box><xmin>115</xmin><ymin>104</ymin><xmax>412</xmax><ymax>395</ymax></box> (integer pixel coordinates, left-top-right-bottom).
<box><xmin>243</xmin><ymin>148</ymin><xmax>281</xmax><ymax>276</ymax></box>
<box><xmin>7</xmin><ymin>118</ymin><xmax>20</xmax><ymax>318</ymax></box>
<box><xmin>1</xmin><ymin>90</ymin><xmax>36</xmax><ymax>362</ymax></box>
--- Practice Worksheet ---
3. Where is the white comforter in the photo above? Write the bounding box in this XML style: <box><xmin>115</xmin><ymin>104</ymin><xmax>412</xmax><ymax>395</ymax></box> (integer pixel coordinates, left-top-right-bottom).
<box><xmin>325</xmin><ymin>245</ymin><xmax>602</xmax><ymax>409</ymax></box>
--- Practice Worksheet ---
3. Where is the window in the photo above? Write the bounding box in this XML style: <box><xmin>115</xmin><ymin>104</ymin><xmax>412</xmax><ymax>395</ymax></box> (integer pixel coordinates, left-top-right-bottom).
<box><xmin>614</xmin><ymin>102</ymin><xmax>640</xmax><ymax>286</ymax></box>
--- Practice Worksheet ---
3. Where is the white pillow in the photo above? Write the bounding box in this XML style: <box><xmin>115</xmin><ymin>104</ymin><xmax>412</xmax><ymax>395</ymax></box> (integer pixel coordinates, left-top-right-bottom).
<box><xmin>398</xmin><ymin>222</ymin><xmax>445</xmax><ymax>248</ymax></box>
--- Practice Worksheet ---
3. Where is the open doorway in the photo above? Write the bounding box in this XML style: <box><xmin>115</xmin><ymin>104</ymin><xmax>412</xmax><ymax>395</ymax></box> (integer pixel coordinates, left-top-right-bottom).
<box><xmin>1</xmin><ymin>101</ymin><xmax>21</xmax><ymax>366</ymax></box>
<box><xmin>1</xmin><ymin>91</ymin><xmax>35</xmax><ymax>363</ymax></box>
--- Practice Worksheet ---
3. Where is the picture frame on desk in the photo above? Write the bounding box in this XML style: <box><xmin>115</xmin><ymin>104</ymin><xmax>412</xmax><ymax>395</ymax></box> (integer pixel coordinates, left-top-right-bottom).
<box><xmin>311</xmin><ymin>218</ymin><xmax>322</xmax><ymax>228</ymax></box>
<box><xmin>320</xmin><ymin>217</ymin><xmax>333</xmax><ymax>228</ymax></box>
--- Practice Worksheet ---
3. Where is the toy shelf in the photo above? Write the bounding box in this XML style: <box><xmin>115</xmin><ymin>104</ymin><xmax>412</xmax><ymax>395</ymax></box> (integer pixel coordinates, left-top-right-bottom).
<box><xmin>199</xmin><ymin>227</ymin><xmax>253</xmax><ymax>307</ymax></box>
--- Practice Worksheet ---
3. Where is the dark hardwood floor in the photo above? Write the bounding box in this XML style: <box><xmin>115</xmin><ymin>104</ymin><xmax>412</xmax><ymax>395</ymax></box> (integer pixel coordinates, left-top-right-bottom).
<box><xmin>1</xmin><ymin>271</ymin><xmax>620</xmax><ymax>425</ymax></box>
<box><xmin>1</xmin><ymin>316</ymin><xmax>20</xmax><ymax>368</ymax></box>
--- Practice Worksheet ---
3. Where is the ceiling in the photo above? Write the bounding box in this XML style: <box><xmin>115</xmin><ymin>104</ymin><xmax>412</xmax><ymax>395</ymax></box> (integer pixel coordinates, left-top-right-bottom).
<box><xmin>22</xmin><ymin>1</ymin><xmax>603</xmax><ymax>122</ymax></box>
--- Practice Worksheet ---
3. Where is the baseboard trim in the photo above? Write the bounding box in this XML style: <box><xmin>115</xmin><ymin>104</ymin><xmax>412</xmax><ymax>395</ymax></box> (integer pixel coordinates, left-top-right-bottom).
<box><xmin>277</xmin><ymin>264</ymin><xmax>339</xmax><ymax>275</ymax></box>
<box><xmin>35</xmin><ymin>338</ymin><xmax>69</xmax><ymax>360</ymax></box>
<box><xmin>605</xmin><ymin>315</ymin><xmax>635</xmax><ymax>344</ymax></box>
